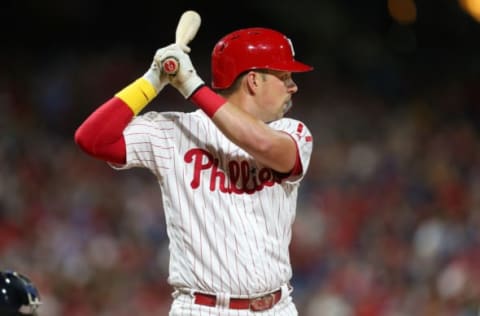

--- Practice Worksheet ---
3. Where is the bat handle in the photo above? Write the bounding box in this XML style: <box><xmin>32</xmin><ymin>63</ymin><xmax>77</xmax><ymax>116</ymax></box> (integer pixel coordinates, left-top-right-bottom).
<box><xmin>162</xmin><ymin>56</ymin><xmax>179</xmax><ymax>75</ymax></box>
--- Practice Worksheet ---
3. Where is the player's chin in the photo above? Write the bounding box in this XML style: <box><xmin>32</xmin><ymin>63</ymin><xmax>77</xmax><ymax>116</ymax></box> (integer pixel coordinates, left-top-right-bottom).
<box><xmin>282</xmin><ymin>100</ymin><xmax>293</xmax><ymax>116</ymax></box>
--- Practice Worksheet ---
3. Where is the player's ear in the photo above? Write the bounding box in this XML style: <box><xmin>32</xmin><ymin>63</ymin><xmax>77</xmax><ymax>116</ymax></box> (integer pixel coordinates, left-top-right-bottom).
<box><xmin>245</xmin><ymin>71</ymin><xmax>259</xmax><ymax>94</ymax></box>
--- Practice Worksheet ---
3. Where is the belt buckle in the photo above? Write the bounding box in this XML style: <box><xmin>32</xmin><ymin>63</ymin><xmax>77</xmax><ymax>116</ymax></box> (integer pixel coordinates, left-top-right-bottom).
<box><xmin>249</xmin><ymin>293</ymin><xmax>275</xmax><ymax>312</ymax></box>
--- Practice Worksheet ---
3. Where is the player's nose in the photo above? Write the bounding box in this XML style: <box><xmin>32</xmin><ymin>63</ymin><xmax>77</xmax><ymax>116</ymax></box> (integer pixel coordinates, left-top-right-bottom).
<box><xmin>286</xmin><ymin>78</ymin><xmax>298</xmax><ymax>94</ymax></box>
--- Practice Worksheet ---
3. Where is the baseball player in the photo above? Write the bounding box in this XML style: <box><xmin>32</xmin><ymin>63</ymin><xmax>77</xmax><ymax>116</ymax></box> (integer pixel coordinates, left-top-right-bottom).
<box><xmin>0</xmin><ymin>270</ymin><xmax>42</xmax><ymax>316</ymax></box>
<box><xmin>75</xmin><ymin>27</ymin><xmax>313</xmax><ymax>315</ymax></box>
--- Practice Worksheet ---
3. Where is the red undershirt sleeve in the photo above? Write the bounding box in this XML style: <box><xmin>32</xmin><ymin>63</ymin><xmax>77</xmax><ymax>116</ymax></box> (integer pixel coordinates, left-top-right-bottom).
<box><xmin>74</xmin><ymin>97</ymin><xmax>134</xmax><ymax>164</ymax></box>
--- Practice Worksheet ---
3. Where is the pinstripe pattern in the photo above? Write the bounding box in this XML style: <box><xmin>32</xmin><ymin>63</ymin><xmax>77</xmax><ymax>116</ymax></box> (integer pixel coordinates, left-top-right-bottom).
<box><xmin>114</xmin><ymin>109</ymin><xmax>312</xmax><ymax>314</ymax></box>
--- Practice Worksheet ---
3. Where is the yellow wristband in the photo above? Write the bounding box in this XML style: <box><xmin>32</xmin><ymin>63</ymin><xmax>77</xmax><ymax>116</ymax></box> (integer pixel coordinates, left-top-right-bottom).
<box><xmin>115</xmin><ymin>78</ymin><xmax>158</xmax><ymax>115</ymax></box>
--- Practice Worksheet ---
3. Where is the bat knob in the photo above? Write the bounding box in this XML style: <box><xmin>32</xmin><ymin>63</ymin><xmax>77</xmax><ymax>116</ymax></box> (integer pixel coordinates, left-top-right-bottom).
<box><xmin>162</xmin><ymin>57</ymin><xmax>179</xmax><ymax>75</ymax></box>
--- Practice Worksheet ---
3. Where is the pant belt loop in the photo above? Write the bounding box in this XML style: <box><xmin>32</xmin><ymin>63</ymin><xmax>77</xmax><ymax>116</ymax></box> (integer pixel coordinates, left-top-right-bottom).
<box><xmin>215</xmin><ymin>292</ymin><xmax>230</xmax><ymax>309</ymax></box>
<box><xmin>171</xmin><ymin>289</ymin><xmax>181</xmax><ymax>299</ymax></box>
<box><xmin>280</xmin><ymin>283</ymin><xmax>290</xmax><ymax>302</ymax></box>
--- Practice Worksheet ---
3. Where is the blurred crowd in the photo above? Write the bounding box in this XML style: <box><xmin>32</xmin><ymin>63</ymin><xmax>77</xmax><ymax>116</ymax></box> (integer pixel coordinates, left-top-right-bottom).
<box><xmin>1</xmin><ymin>46</ymin><xmax>479</xmax><ymax>316</ymax></box>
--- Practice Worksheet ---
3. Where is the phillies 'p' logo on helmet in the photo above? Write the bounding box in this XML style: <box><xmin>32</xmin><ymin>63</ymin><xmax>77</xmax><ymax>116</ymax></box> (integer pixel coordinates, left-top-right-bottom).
<box><xmin>211</xmin><ymin>27</ymin><xmax>313</xmax><ymax>89</ymax></box>
<box><xmin>0</xmin><ymin>270</ymin><xmax>41</xmax><ymax>316</ymax></box>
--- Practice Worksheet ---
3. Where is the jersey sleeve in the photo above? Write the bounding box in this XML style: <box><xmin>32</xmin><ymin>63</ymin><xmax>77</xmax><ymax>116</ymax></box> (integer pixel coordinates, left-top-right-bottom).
<box><xmin>270</xmin><ymin>118</ymin><xmax>313</xmax><ymax>183</ymax></box>
<box><xmin>109</xmin><ymin>111</ymin><xmax>175</xmax><ymax>178</ymax></box>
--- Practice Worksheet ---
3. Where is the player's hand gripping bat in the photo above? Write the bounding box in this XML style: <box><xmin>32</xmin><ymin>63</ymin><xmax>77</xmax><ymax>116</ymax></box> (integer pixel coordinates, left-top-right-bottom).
<box><xmin>161</xmin><ymin>10</ymin><xmax>201</xmax><ymax>75</ymax></box>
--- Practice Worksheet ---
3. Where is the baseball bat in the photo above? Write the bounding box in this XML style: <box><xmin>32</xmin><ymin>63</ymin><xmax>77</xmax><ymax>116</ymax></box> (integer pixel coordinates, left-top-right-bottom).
<box><xmin>162</xmin><ymin>10</ymin><xmax>201</xmax><ymax>75</ymax></box>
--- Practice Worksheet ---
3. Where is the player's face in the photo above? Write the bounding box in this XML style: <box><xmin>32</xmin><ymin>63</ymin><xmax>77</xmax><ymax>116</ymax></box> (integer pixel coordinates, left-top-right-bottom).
<box><xmin>255</xmin><ymin>70</ymin><xmax>298</xmax><ymax>122</ymax></box>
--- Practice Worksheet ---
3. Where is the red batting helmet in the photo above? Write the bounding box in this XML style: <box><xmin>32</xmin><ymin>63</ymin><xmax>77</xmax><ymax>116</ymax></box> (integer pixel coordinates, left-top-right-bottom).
<box><xmin>211</xmin><ymin>27</ymin><xmax>313</xmax><ymax>89</ymax></box>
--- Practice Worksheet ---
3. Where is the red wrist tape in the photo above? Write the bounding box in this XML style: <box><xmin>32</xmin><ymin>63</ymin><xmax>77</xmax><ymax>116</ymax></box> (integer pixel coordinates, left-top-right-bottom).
<box><xmin>190</xmin><ymin>86</ymin><xmax>226</xmax><ymax>117</ymax></box>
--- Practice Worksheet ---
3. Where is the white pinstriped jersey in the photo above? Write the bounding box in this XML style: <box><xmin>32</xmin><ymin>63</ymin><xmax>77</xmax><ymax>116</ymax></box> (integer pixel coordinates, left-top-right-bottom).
<box><xmin>113</xmin><ymin>109</ymin><xmax>313</xmax><ymax>297</ymax></box>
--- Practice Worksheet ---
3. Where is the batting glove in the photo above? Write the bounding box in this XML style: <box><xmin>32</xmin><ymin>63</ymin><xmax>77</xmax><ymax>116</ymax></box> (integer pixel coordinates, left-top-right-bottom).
<box><xmin>142</xmin><ymin>45</ymin><xmax>181</xmax><ymax>93</ymax></box>
<box><xmin>154</xmin><ymin>45</ymin><xmax>205</xmax><ymax>99</ymax></box>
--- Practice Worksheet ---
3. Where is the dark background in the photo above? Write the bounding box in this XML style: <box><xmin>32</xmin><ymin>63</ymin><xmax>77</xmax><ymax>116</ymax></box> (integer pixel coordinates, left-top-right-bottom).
<box><xmin>1</xmin><ymin>1</ymin><xmax>480</xmax><ymax>315</ymax></box>
<box><xmin>2</xmin><ymin>0</ymin><xmax>480</xmax><ymax>133</ymax></box>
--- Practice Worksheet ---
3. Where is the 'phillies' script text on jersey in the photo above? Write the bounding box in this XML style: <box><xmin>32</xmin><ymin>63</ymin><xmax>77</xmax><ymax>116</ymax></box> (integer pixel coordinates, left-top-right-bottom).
<box><xmin>185</xmin><ymin>148</ymin><xmax>281</xmax><ymax>194</ymax></box>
